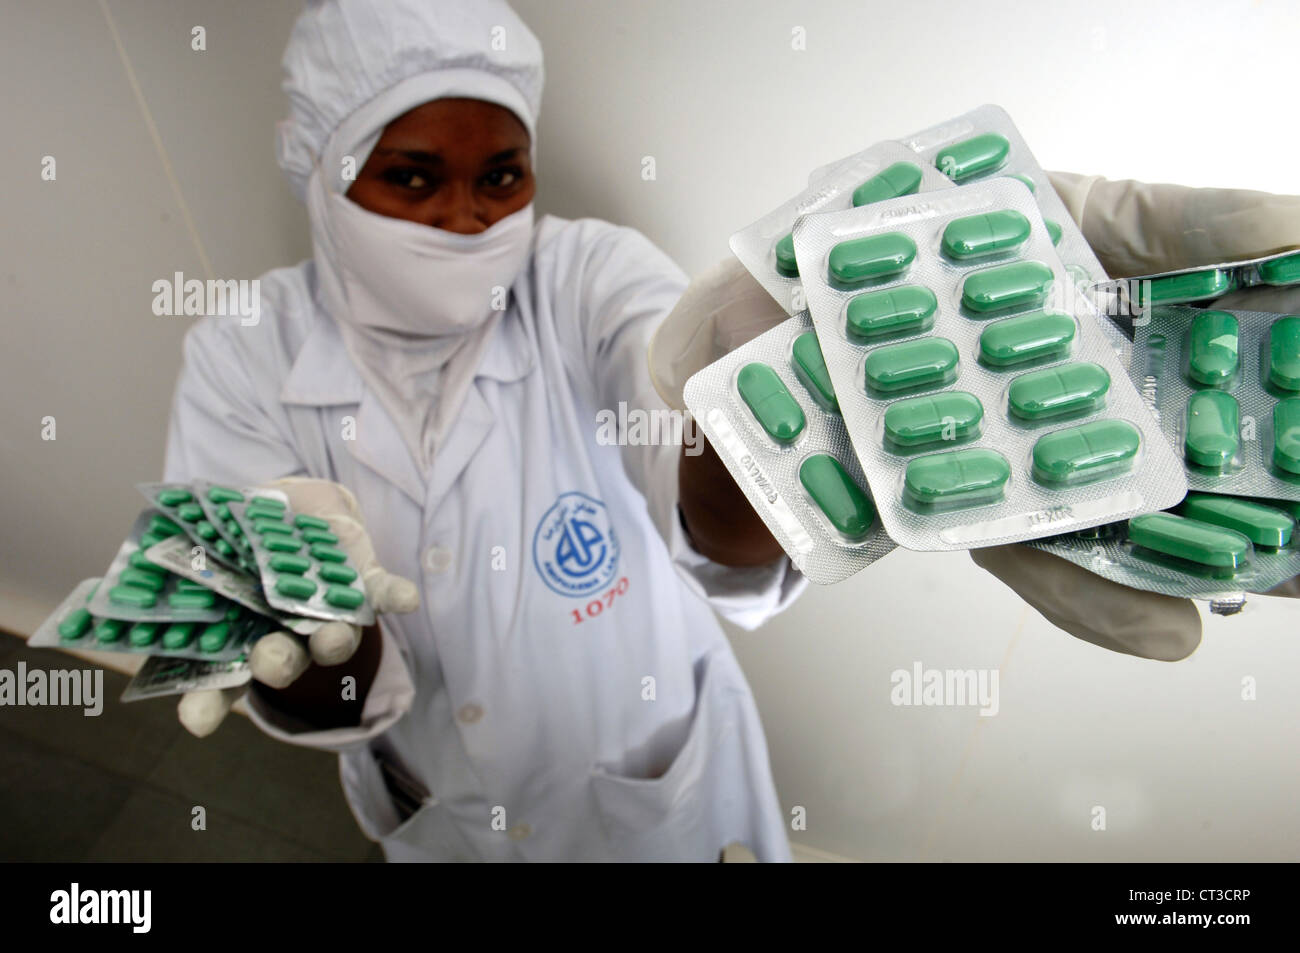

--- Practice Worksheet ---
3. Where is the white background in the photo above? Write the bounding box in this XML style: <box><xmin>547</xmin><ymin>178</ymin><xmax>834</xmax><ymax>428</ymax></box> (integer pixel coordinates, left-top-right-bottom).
<box><xmin>1</xmin><ymin>0</ymin><xmax>1297</xmax><ymax>860</ymax></box>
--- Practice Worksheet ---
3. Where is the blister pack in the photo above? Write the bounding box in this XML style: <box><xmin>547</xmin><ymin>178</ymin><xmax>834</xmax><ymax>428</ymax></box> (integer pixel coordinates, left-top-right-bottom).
<box><xmin>1028</xmin><ymin>494</ymin><xmax>1300</xmax><ymax>598</ymax></box>
<box><xmin>730</xmin><ymin>141</ymin><xmax>953</xmax><ymax>317</ymax></box>
<box><xmin>143</xmin><ymin>534</ymin><xmax>323</xmax><ymax>635</ymax></box>
<box><xmin>683</xmin><ymin>311</ymin><xmax>896</xmax><ymax>584</ymax></box>
<box><xmin>87</xmin><ymin>511</ymin><xmax>234</xmax><ymax>624</ymax></box>
<box><xmin>793</xmin><ymin>177</ymin><xmax>1187</xmax><ymax>552</ymax></box>
<box><xmin>136</xmin><ymin>482</ymin><xmax>244</xmax><ymax>570</ymax></box>
<box><xmin>897</xmin><ymin>104</ymin><xmax>1128</xmax><ymax>357</ymax></box>
<box><xmin>190</xmin><ymin>480</ymin><xmax>261</xmax><ymax>573</ymax></box>
<box><xmin>121</xmin><ymin>653</ymin><xmax>251</xmax><ymax>703</ymax></box>
<box><xmin>1132</xmin><ymin>306</ymin><xmax>1300</xmax><ymax>500</ymax></box>
<box><xmin>1098</xmin><ymin>248</ymin><xmax>1300</xmax><ymax>309</ymax></box>
<box><xmin>228</xmin><ymin>495</ymin><xmax>374</xmax><ymax>626</ymax></box>
<box><xmin>31</xmin><ymin>576</ymin><xmax>264</xmax><ymax>662</ymax></box>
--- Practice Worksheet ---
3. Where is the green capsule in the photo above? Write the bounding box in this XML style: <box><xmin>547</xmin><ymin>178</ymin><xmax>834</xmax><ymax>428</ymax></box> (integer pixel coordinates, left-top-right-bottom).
<box><xmin>270</xmin><ymin>553</ymin><xmax>312</xmax><ymax>574</ymax></box>
<box><xmin>961</xmin><ymin>260</ymin><xmax>1055</xmax><ymax>313</ymax></box>
<box><xmin>250</xmin><ymin>495</ymin><xmax>286</xmax><ymax>512</ymax></box>
<box><xmin>156</xmin><ymin>488</ymin><xmax>193</xmax><ymax>507</ymax></box>
<box><xmin>1184</xmin><ymin>390</ymin><xmax>1240</xmax><ymax>469</ymax></box>
<box><xmin>294</xmin><ymin>514</ymin><xmax>332</xmax><ymax>531</ymax></box>
<box><xmin>852</xmin><ymin>160</ymin><xmax>923</xmax><ymax>207</ymax></box>
<box><xmin>324</xmin><ymin>584</ymin><xmax>366</xmax><ymax>610</ymax></box>
<box><xmin>1273</xmin><ymin>397</ymin><xmax>1300</xmax><ymax>475</ymax></box>
<box><xmin>215</xmin><ymin>538</ymin><xmax>236</xmax><ymax>559</ymax></box>
<box><xmin>110</xmin><ymin>585</ymin><xmax>156</xmax><ymax>608</ymax></box>
<box><xmin>245</xmin><ymin>503</ymin><xmax>287</xmax><ymax>521</ymax></box>
<box><xmin>791</xmin><ymin>331</ymin><xmax>839</xmax><ymax>412</ymax></box>
<box><xmin>174</xmin><ymin>578</ymin><xmax>209</xmax><ymax>593</ymax></box>
<box><xmin>169</xmin><ymin>589</ymin><xmax>216</xmax><ymax>609</ymax></box>
<box><xmin>1031</xmin><ymin>419</ymin><xmax>1140</xmax><ymax>486</ymax></box>
<box><xmin>195</xmin><ymin>520</ymin><xmax>218</xmax><ymax>541</ymax></box>
<box><xmin>318</xmin><ymin>563</ymin><xmax>359</xmax><ymax>584</ymax></box>
<box><xmin>58</xmin><ymin>608</ymin><xmax>92</xmax><ymax>641</ymax></box>
<box><xmin>128</xmin><ymin>550</ymin><xmax>164</xmax><ymax>573</ymax></box>
<box><xmin>276</xmin><ymin>576</ymin><xmax>318</xmax><ymax>600</ymax></box>
<box><xmin>119</xmin><ymin>567</ymin><xmax>167</xmax><ymax>592</ymax></box>
<box><xmin>207</xmin><ymin>485</ymin><xmax>245</xmax><ymax>504</ymax></box>
<box><xmin>828</xmin><ymin>232</ymin><xmax>917</xmax><ymax>284</ymax></box>
<box><xmin>737</xmin><ymin>362</ymin><xmax>806</xmax><ymax>444</ymax></box>
<box><xmin>1044</xmin><ymin>219</ymin><xmax>1063</xmax><ymax>246</ymax></box>
<box><xmin>216</xmin><ymin>503</ymin><xmax>232</xmax><ymax>521</ymax></box>
<box><xmin>252</xmin><ymin>518</ymin><xmax>294</xmax><ymax>536</ymax></box>
<box><xmin>175</xmin><ymin>502</ymin><xmax>204</xmax><ymax>523</ymax></box>
<box><xmin>1180</xmin><ymin>494</ymin><xmax>1294</xmax><ymax>548</ymax></box>
<box><xmin>300</xmin><ymin>528</ymin><xmax>339</xmax><ymax>545</ymax></box>
<box><xmin>864</xmin><ymin>337</ymin><xmax>959</xmax><ymax>394</ymax></box>
<box><xmin>1128</xmin><ymin>512</ymin><xmax>1251</xmax><ymax>571</ymax></box>
<box><xmin>1258</xmin><ymin>252</ymin><xmax>1300</xmax><ymax>286</ymax></box>
<box><xmin>1187</xmin><ymin>310</ymin><xmax>1239</xmax><ymax>386</ymax></box>
<box><xmin>883</xmin><ymin>391</ymin><xmax>984</xmax><ymax>449</ymax></box>
<box><xmin>149</xmin><ymin>514</ymin><xmax>183</xmax><ymax>538</ymax></box>
<box><xmin>199</xmin><ymin>622</ymin><xmax>232</xmax><ymax>653</ymax></box>
<box><xmin>95</xmin><ymin>618</ymin><xmax>127</xmax><ymax>643</ymax></box>
<box><xmin>309</xmin><ymin>544</ymin><xmax>348</xmax><ymax>564</ymax></box>
<box><xmin>774</xmin><ymin>233</ymin><xmax>799</xmax><ymax>278</ymax></box>
<box><xmin>940</xmin><ymin>210</ymin><xmax>1031</xmax><ymax>261</ymax></box>
<box><xmin>1267</xmin><ymin>316</ymin><xmax>1300</xmax><ymax>391</ymax></box>
<box><xmin>844</xmin><ymin>285</ymin><xmax>938</xmax><ymax>341</ymax></box>
<box><xmin>1007</xmin><ymin>362</ymin><xmax>1110</xmax><ymax>421</ymax></box>
<box><xmin>799</xmin><ymin>454</ymin><xmax>875</xmax><ymax>539</ymax></box>
<box><xmin>162</xmin><ymin>622</ymin><xmax>197</xmax><ymax>649</ymax></box>
<box><xmin>225</xmin><ymin>519</ymin><xmax>243</xmax><ymax>538</ymax></box>
<box><xmin>978</xmin><ymin>310</ymin><xmax>1075</xmax><ymax>367</ymax></box>
<box><xmin>934</xmin><ymin>133</ymin><xmax>1010</xmax><ymax>182</ymax></box>
<box><xmin>129</xmin><ymin>621</ymin><xmax>161</xmax><ymax>647</ymax></box>
<box><xmin>903</xmin><ymin>448</ymin><xmax>1010</xmax><ymax>509</ymax></box>
<box><xmin>138</xmin><ymin>531</ymin><xmax>165</xmax><ymax>549</ymax></box>
<box><xmin>1140</xmin><ymin>268</ymin><xmax>1235</xmax><ymax>305</ymax></box>
<box><xmin>264</xmin><ymin>535</ymin><xmax>303</xmax><ymax>553</ymax></box>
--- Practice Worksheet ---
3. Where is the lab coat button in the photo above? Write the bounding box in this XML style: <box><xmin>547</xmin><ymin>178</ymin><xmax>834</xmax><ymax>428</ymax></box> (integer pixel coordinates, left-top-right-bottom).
<box><xmin>507</xmin><ymin>823</ymin><xmax>532</xmax><ymax>841</ymax></box>
<box><xmin>424</xmin><ymin>545</ymin><xmax>453</xmax><ymax>573</ymax></box>
<box><xmin>457</xmin><ymin>703</ymin><xmax>483</xmax><ymax>724</ymax></box>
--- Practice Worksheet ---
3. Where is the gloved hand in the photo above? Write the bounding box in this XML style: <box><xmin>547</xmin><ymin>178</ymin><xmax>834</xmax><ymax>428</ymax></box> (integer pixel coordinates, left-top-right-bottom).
<box><xmin>177</xmin><ymin>477</ymin><xmax>419</xmax><ymax>738</ymax></box>
<box><xmin>648</xmin><ymin>254</ymin><xmax>790</xmax><ymax>411</ymax></box>
<box><xmin>972</xmin><ymin>173</ymin><xmax>1300</xmax><ymax>660</ymax></box>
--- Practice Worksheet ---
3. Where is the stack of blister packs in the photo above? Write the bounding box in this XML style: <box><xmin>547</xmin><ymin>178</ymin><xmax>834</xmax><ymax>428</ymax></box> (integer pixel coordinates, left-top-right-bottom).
<box><xmin>686</xmin><ymin>104</ymin><xmax>1300</xmax><ymax>605</ymax></box>
<box><xmin>30</xmin><ymin>482</ymin><xmax>374</xmax><ymax>702</ymax></box>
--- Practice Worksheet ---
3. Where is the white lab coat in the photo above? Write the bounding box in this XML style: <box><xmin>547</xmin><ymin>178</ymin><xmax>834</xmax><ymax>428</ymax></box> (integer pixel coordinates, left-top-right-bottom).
<box><xmin>163</xmin><ymin>215</ymin><xmax>806</xmax><ymax>861</ymax></box>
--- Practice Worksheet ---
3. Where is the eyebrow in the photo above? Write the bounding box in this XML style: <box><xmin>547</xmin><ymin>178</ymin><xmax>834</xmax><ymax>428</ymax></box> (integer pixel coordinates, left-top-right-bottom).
<box><xmin>372</xmin><ymin>146</ymin><xmax>525</xmax><ymax>166</ymax></box>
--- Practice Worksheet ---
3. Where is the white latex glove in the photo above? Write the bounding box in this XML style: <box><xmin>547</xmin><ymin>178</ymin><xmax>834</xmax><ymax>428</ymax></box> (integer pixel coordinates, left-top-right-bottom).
<box><xmin>177</xmin><ymin>477</ymin><xmax>419</xmax><ymax>738</ymax></box>
<box><xmin>973</xmin><ymin>174</ymin><xmax>1300</xmax><ymax>659</ymax></box>
<box><xmin>648</xmin><ymin>255</ymin><xmax>790</xmax><ymax>411</ymax></box>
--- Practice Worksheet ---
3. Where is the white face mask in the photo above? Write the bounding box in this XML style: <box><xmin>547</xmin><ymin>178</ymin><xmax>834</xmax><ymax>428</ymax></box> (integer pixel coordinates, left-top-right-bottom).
<box><xmin>324</xmin><ymin>192</ymin><xmax>535</xmax><ymax>336</ymax></box>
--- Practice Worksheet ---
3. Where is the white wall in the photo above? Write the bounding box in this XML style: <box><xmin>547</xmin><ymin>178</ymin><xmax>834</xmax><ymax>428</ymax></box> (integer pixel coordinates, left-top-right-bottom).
<box><xmin>2</xmin><ymin>0</ymin><xmax>1297</xmax><ymax>860</ymax></box>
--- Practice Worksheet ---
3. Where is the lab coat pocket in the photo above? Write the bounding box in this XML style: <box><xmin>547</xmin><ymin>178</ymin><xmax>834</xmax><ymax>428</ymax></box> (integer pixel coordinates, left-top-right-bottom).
<box><xmin>588</xmin><ymin>648</ymin><xmax>744</xmax><ymax>859</ymax></box>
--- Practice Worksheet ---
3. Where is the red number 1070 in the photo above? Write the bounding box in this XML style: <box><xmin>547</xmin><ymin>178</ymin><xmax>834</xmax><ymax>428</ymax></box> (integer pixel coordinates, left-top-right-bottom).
<box><xmin>571</xmin><ymin>576</ymin><xmax>630</xmax><ymax>624</ymax></box>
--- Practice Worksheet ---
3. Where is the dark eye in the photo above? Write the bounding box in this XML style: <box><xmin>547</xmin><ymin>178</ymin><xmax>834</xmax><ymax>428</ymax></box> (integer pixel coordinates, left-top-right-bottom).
<box><xmin>482</xmin><ymin>167</ymin><xmax>522</xmax><ymax>190</ymax></box>
<box><xmin>382</xmin><ymin>167</ymin><xmax>434</xmax><ymax>190</ymax></box>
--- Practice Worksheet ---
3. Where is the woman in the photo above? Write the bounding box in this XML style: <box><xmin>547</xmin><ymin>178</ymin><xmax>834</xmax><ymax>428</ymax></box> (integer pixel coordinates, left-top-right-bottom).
<box><xmin>166</xmin><ymin>0</ymin><xmax>802</xmax><ymax>862</ymax></box>
<box><xmin>168</xmin><ymin>0</ymin><xmax>1300</xmax><ymax>862</ymax></box>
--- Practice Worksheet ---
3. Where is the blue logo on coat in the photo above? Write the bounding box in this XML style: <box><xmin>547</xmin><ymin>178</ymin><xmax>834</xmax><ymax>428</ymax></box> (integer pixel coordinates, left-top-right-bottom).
<box><xmin>533</xmin><ymin>492</ymin><xmax>621</xmax><ymax>597</ymax></box>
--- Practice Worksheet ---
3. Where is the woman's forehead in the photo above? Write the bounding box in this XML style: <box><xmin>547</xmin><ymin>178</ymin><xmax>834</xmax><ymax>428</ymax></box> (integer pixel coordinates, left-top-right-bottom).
<box><xmin>376</xmin><ymin>98</ymin><xmax>530</xmax><ymax>149</ymax></box>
